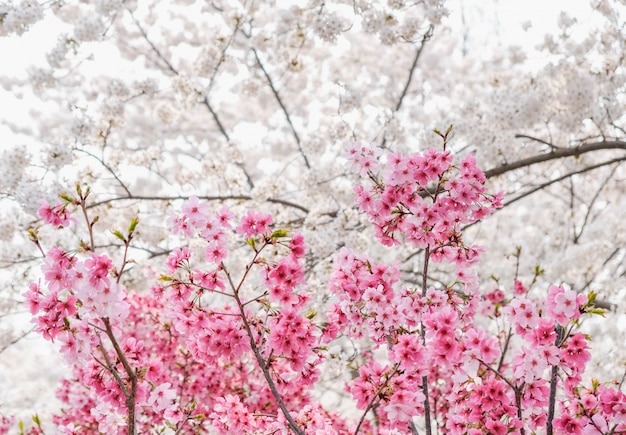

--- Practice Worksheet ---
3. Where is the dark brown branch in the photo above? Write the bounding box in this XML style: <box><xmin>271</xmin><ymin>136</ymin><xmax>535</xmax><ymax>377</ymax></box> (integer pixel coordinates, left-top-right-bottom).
<box><xmin>251</xmin><ymin>48</ymin><xmax>311</xmax><ymax>169</ymax></box>
<box><xmin>103</xmin><ymin>318</ymin><xmax>138</xmax><ymax>435</ymax></box>
<box><xmin>395</xmin><ymin>26</ymin><xmax>433</xmax><ymax>112</ymax></box>
<box><xmin>502</xmin><ymin>157</ymin><xmax>626</xmax><ymax>208</ymax></box>
<box><xmin>381</xmin><ymin>27</ymin><xmax>432</xmax><ymax>149</ymax></box>
<box><xmin>199</xmin><ymin>96</ymin><xmax>255</xmax><ymax>189</ymax></box>
<box><xmin>485</xmin><ymin>140</ymin><xmax>626</xmax><ymax>178</ymax></box>
<box><xmin>514</xmin><ymin>134</ymin><xmax>561</xmax><ymax>150</ymax></box>
<box><xmin>546</xmin><ymin>364</ymin><xmax>559</xmax><ymax>435</ymax></box>
<box><xmin>75</xmin><ymin>135</ymin><xmax>133</xmax><ymax>198</ymax></box>
<box><xmin>573</xmin><ymin>163</ymin><xmax>618</xmax><ymax>243</ymax></box>
<box><xmin>128</xmin><ymin>9</ymin><xmax>178</xmax><ymax>75</ymax></box>
<box><xmin>222</xmin><ymin>256</ymin><xmax>304</xmax><ymax>435</ymax></box>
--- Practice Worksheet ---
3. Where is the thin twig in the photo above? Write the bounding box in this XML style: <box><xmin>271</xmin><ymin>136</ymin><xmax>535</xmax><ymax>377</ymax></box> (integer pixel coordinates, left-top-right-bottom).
<box><xmin>502</xmin><ymin>157</ymin><xmax>626</xmax><ymax>208</ymax></box>
<box><xmin>86</xmin><ymin>194</ymin><xmax>310</xmax><ymax>214</ymax></box>
<box><xmin>251</xmin><ymin>47</ymin><xmax>311</xmax><ymax>169</ymax></box>
<box><xmin>74</xmin><ymin>142</ymin><xmax>133</xmax><ymax>198</ymax></box>
<box><xmin>514</xmin><ymin>134</ymin><xmax>561</xmax><ymax>150</ymax></box>
<box><xmin>0</xmin><ymin>327</ymin><xmax>33</xmax><ymax>354</ymax></box>
<box><xmin>127</xmin><ymin>9</ymin><xmax>178</xmax><ymax>75</ymax></box>
<box><xmin>573</xmin><ymin>164</ymin><xmax>618</xmax><ymax>243</ymax></box>
<box><xmin>381</xmin><ymin>26</ymin><xmax>433</xmax><ymax>149</ymax></box>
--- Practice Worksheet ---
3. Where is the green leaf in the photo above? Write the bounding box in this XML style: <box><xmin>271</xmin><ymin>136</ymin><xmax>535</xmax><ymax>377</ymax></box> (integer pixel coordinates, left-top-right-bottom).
<box><xmin>59</xmin><ymin>193</ymin><xmax>76</xmax><ymax>204</ymax></box>
<box><xmin>587</xmin><ymin>307</ymin><xmax>606</xmax><ymax>317</ymax></box>
<box><xmin>159</xmin><ymin>274</ymin><xmax>173</xmax><ymax>281</ymax></box>
<box><xmin>246</xmin><ymin>238</ymin><xmax>256</xmax><ymax>250</ymax></box>
<box><xmin>27</xmin><ymin>228</ymin><xmax>39</xmax><ymax>242</ymax></box>
<box><xmin>111</xmin><ymin>230</ymin><xmax>125</xmax><ymax>241</ymax></box>
<box><xmin>129</xmin><ymin>216</ymin><xmax>139</xmax><ymax>234</ymax></box>
<box><xmin>270</xmin><ymin>229</ymin><xmax>289</xmax><ymax>239</ymax></box>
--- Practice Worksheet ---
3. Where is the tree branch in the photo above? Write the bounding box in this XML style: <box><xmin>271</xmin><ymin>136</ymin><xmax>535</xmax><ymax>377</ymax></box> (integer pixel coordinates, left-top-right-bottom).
<box><xmin>381</xmin><ymin>26</ymin><xmax>433</xmax><ymax>149</ymax></box>
<box><xmin>251</xmin><ymin>47</ymin><xmax>311</xmax><ymax>169</ymax></box>
<box><xmin>199</xmin><ymin>96</ymin><xmax>255</xmax><ymax>189</ymax></box>
<box><xmin>86</xmin><ymin>194</ymin><xmax>310</xmax><ymax>214</ymax></box>
<box><xmin>501</xmin><ymin>157</ymin><xmax>626</xmax><ymax>208</ymax></box>
<box><xmin>395</xmin><ymin>27</ymin><xmax>433</xmax><ymax>113</ymax></box>
<box><xmin>514</xmin><ymin>134</ymin><xmax>561</xmax><ymax>150</ymax></box>
<box><xmin>127</xmin><ymin>9</ymin><xmax>178</xmax><ymax>76</ymax></box>
<box><xmin>485</xmin><ymin>140</ymin><xmax>626</xmax><ymax>178</ymax></box>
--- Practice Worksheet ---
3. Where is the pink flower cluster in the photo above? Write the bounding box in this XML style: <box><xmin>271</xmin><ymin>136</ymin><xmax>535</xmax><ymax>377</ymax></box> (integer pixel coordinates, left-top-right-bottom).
<box><xmin>8</xmin><ymin>145</ymin><xmax>625</xmax><ymax>435</ymax></box>
<box><xmin>345</xmin><ymin>143</ymin><xmax>502</xmax><ymax>262</ymax></box>
<box><xmin>158</xmin><ymin>196</ymin><xmax>345</xmax><ymax>432</ymax></box>
<box><xmin>37</xmin><ymin>199</ymin><xmax>74</xmax><ymax>228</ymax></box>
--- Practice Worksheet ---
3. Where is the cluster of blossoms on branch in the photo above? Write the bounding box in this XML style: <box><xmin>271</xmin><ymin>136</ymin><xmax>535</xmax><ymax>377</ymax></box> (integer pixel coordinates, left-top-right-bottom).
<box><xmin>5</xmin><ymin>135</ymin><xmax>626</xmax><ymax>434</ymax></box>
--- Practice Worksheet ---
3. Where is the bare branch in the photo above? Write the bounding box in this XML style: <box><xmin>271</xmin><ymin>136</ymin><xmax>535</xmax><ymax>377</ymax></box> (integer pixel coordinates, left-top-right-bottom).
<box><xmin>514</xmin><ymin>134</ymin><xmax>561</xmax><ymax>150</ymax></box>
<box><xmin>75</xmin><ymin>137</ymin><xmax>133</xmax><ymax>198</ymax></box>
<box><xmin>501</xmin><ymin>157</ymin><xmax>626</xmax><ymax>208</ymax></box>
<box><xmin>0</xmin><ymin>327</ymin><xmax>33</xmax><ymax>354</ymax></box>
<box><xmin>573</xmin><ymin>163</ymin><xmax>618</xmax><ymax>243</ymax></box>
<box><xmin>199</xmin><ymin>96</ymin><xmax>255</xmax><ymax>189</ymax></box>
<box><xmin>127</xmin><ymin>10</ymin><xmax>178</xmax><ymax>75</ymax></box>
<box><xmin>251</xmin><ymin>47</ymin><xmax>311</xmax><ymax>169</ymax></box>
<box><xmin>485</xmin><ymin>140</ymin><xmax>626</xmax><ymax>178</ymax></box>
<box><xmin>127</xmin><ymin>9</ymin><xmax>178</xmax><ymax>75</ymax></box>
<box><xmin>86</xmin><ymin>194</ymin><xmax>310</xmax><ymax>214</ymax></box>
<box><xmin>395</xmin><ymin>26</ymin><xmax>433</xmax><ymax>113</ymax></box>
<box><xmin>381</xmin><ymin>26</ymin><xmax>433</xmax><ymax>149</ymax></box>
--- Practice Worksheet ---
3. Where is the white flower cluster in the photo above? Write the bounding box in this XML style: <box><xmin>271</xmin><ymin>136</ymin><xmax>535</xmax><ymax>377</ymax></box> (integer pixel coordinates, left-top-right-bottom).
<box><xmin>100</xmin><ymin>98</ymin><xmax>125</xmax><ymax>127</ymax></box>
<box><xmin>94</xmin><ymin>0</ymin><xmax>123</xmax><ymax>16</ymax></box>
<box><xmin>154</xmin><ymin>101</ymin><xmax>179</xmax><ymax>125</ymax></box>
<box><xmin>0</xmin><ymin>146</ymin><xmax>29</xmax><ymax>193</ymax></box>
<box><xmin>313</xmin><ymin>12</ymin><xmax>344</xmax><ymax>43</ymax></box>
<box><xmin>359</xmin><ymin>6</ymin><xmax>429</xmax><ymax>44</ymax></box>
<box><xmin>107</xmin><ymin>79</ymin><xmax>129</xmax><ymax>98</ymax></box>
<box><xmin>251</xmin><ymin>176</ymin><xmax>287</xmax><ymax>202</ymax></box>
<box><xmin>68</xmin><ymin>116</ymin><xmax>96</xmax><ymax>143</ymax></box>
<box><xmin>193</xmin><ymin>45</ymin><xmax>221</xmax><ymax>77</ymax></box>
<box><xmin>557</xmin><ymin>11</ymin><xmax>577</xmax><ymax>31</ymax></box>
<box><xmin>340</xmin><ymin>84</ymin><xmax>362</xmax><ymax>112</ymax></box>
<box><xmin>44</xmin><ymin>143</ymin><xmax>73</xmax><ymax>170</ymax></box>
<box><xmin>73</xmin><ymin>15</ymin><xmax>104</xmax><ymax>42</ymax></box>
<box><xmin>46</xmin><ymin>35</ymin><xmax>72</xmax><ymax>69</ymax></box>
<box><xmin>28</xmin><ymin>67</ymin><xmax>55</xmax><ymax>92</ymax></box>
<box><xmin>0</xmin><ymin>0</ymin><xmax>43</xmax><ymax>36</ymax></box>
<box><xmin>171</xmin><ymin>75</ymin><xmax>199</xmax><ymax>108</ymax></box>
<box><xmin>132</xmin><ymin>77</ymin><xmax>159</xmax><ymax>96</ymax></box>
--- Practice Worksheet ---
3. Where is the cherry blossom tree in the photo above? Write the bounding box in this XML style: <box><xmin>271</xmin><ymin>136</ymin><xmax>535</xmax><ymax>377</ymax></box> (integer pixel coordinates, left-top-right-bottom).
<box><xmin>0</xmin><ymin>0</ymin><xmax>625</xmax><ymax>433</ymax></box>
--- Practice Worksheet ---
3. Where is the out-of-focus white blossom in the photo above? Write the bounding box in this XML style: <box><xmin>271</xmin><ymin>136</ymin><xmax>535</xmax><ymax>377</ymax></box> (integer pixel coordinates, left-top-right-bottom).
<box><xmin>0</xmin><ymin>0</ymin><xmax>43</xmax><ymax>36</ymax></box>
<box><xmin>73</xmin><ymin>16</ymin><xmax>104</xmax><ymax>42</ymax></box>
<box><xmin>313</xmin><ymin>12</ymin><xmax>344</xmax><ymax>43</ymax></box>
